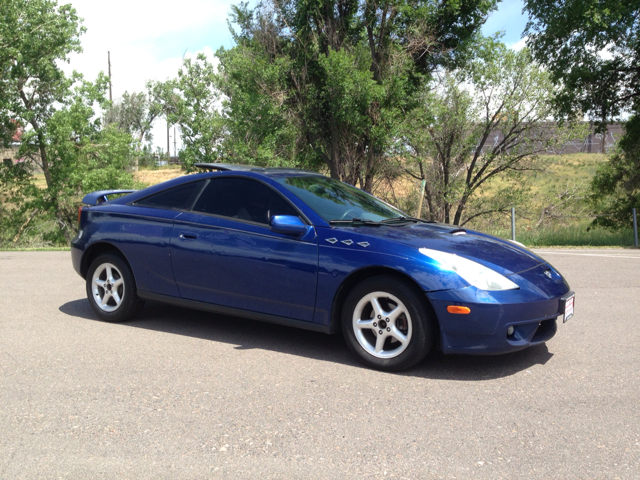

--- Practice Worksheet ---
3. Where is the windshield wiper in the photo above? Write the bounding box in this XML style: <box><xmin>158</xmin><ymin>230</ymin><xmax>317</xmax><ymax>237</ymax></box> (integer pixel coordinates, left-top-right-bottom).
<box><xmin>380</xmin><ymin>216</ymin><xmax>435</xmax><ymax>224</ymax></box>
<box><xmin>330</xmin><ymin>216</ymin><xmax>436</xmax><ymax>226</ymax></box>
<box><xmin>329</xmin><ymin>218</ymin><xmax>382</xmax><ymax>226</ymax></box>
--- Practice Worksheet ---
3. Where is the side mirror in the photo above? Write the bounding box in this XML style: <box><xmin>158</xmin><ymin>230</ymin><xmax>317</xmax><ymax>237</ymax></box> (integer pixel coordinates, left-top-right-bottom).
<box><xmin>270</xmin><ymin>215</ymin><xmax>308</xmax><ymax>236</ymax></box>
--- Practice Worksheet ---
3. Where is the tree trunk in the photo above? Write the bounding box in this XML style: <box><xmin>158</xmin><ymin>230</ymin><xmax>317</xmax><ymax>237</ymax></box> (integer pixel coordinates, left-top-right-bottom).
<box><xmin>329</xmin><ymin>122</ymin><xmax>340</xmax><ymax>179</ymax></box>
<box><xmin>362</xmin><ymin>147</ymin><xmax>375</xmax><ymax>193</ymax></box>
<box><xmin>35</xmin><ymin>127</ymin><xmax>73</xmax><ymax>242</ymax></box>
<box><xmin>453</xmin><ymin>192</ymin><xmax>470</xmax><ymax>226</ymax></box>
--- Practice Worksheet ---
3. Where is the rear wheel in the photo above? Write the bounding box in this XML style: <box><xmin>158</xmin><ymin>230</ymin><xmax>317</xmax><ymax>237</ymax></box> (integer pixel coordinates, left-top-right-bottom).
<box><xmin>86</xmin><ymin>253</ymin><xmax>144</xmax><ymax>322</ymax></box>
<box><xmin>342</xmin><ymin>275</ymin><xmax>434</xmax><ymax>371</ymax></box>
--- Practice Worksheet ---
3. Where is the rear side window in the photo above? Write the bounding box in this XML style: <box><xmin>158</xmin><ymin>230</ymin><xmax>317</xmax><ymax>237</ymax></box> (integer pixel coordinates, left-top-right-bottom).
<box><xmin>134</xmin><ymin>181</ymin><xmax>204</xmax><ymax>210</ymax></box>
<box><xmin>192</xmin><ymin>177</ymin><xmax>299</xmax><ymax>224</ymax></box>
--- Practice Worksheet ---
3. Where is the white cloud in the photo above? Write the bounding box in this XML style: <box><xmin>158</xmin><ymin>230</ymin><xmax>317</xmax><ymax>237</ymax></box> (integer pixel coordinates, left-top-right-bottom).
<box><xmin>71</xmin><ymin>0</ymin><xmax>229</xmax><ymax>43</ymax></box>
<box><xmin>61</xmin><ymin>0</ymin><xmax>234</xmax><ymax>150</ymax></box>
<box><xmin>510</xmin><ymin>37</ymin><xmax>528</xmax><ymax>52</ymax></box>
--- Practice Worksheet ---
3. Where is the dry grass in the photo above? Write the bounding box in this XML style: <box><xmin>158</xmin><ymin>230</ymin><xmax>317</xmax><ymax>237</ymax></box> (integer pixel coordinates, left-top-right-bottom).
<box><xmin>32</xmin><ymin>174</ymin><xmax>47</xmax><ymax>189</ymax></box>
<box><xmin>133</xmin><ymin>167</ymin><xmax>184</xmax><ymax>187</ymax></box>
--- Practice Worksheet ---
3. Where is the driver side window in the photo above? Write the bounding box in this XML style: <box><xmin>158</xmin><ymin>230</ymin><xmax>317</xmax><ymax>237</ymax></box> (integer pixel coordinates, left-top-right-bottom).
<box><xmin>192</xmin><ymin>177</ymin><xmax>299</xmax><ymax>225</ymax></box>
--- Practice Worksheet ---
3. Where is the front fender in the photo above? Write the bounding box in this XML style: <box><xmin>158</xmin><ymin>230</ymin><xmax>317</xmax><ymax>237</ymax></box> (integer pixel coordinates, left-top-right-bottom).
<box><xmin>311</xmin><ymin>234</ymin><xmax>469</xmax><ymax>326</ymax></box>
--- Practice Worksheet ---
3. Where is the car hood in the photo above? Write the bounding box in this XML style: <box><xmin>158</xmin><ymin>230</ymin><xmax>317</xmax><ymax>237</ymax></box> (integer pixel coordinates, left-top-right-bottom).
<box><xmin>343</xmin><ymin>223</ymin><xmax>546</xmax><ymax>275</ymax></box>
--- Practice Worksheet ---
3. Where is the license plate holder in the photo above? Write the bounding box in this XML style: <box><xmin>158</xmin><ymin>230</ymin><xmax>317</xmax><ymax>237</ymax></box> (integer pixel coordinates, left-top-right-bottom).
<box><xmin>561</xmin><ymin>292</ymin><xmax>575</xmax><ymax>323</ymax></box>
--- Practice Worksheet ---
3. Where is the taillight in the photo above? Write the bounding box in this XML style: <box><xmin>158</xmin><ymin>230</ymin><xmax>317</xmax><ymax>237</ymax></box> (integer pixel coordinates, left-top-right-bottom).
<box><xmin>77</xmin><ymin>206</ymin><xmax>83</xmax><ymax>227</ymax></box>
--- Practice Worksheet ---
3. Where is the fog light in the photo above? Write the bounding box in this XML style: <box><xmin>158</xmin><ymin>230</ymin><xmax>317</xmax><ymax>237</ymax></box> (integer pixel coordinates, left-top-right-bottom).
<box><xmin>507</xmin><ymin>326</ymin><xmax>515</xmax><ymax>336</ymax></box>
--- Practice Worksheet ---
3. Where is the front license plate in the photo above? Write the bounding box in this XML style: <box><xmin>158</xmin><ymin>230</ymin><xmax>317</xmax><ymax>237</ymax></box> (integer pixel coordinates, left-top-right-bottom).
<box><xmin>563</xmin><ymin>294</ymin><xmax>575</xmax><ymax>323</ymax></box>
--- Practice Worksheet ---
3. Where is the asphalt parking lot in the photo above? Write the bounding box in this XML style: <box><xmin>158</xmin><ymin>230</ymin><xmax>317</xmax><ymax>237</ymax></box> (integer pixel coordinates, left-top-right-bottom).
<box><xmin>1</xmin><ymin>249</ymin><xmax>639</xmax><ymax>479</ymax></box>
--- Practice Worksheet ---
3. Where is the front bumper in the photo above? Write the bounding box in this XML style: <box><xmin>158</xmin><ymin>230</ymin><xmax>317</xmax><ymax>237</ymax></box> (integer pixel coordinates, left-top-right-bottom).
<box><xmin>426</xmin><ymin>264</ymin><xmax>572</xmax><ymax>355</ymax></box>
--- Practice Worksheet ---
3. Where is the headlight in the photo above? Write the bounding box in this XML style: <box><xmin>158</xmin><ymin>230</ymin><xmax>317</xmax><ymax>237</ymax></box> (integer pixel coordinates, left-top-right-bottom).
<box><xmin>419</xmin><ymin>247</ymin><xmax>519</xmax><ymax>291</ymax></box>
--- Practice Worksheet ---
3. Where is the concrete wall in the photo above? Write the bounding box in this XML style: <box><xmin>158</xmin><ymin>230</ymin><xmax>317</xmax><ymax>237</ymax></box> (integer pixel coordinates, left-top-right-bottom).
<box><xmin>479</xmin><ymin>123</ymin><xmax>623</xmax><ymax>155</ymax></box>
<box><xmin>1</xmin><ymin>145</ymin><xmax>20</xmax><ymax>164</ymax></box>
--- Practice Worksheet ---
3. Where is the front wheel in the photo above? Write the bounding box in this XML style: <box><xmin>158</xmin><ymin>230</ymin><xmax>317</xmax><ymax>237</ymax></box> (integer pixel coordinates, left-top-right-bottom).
<box><xmin>86</xmin><ymin>253</ymin><xmax>144</xmax><ymax>322</ymax></box>
<box><xmin>342</xmin><ymin>275</ymin><xmax>435</xmax><ymax>371</ymax></box>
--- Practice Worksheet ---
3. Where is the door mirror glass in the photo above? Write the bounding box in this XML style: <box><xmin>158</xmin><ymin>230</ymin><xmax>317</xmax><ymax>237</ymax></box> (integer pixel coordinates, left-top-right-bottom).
<box><xmin>270</xmin><ymin>215</ymin><xmax>307</xmax><ymax>235</ymax></box>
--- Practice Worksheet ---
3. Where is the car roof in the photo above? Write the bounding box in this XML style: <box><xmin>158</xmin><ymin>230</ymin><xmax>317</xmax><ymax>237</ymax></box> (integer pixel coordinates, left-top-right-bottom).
<box><xmin>194</xmin><ymin>163</ymin><xmax>322</xmax><ymax>177</ymax></box>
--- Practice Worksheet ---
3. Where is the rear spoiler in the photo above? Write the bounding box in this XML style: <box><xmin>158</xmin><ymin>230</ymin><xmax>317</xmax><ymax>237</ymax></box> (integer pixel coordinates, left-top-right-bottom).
<box><xmin>82</xmin><ymin>189</ymin><xmax>137</xmax><ymax>206</ymax></box>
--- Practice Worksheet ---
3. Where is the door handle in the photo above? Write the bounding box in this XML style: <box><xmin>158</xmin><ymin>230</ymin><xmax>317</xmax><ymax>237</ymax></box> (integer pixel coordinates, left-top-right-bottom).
<box><xmin>180</xmin><ymin>232</ymin><xmax>197</xmax><ymax>240</ymax></box>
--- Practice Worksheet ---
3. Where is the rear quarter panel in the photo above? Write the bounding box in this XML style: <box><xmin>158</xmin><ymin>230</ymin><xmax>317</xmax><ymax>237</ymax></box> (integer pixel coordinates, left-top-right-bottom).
<box><xmin>80</xmin><ymin>205</ymin><xmax>181</xmax><ymax>297</ymax></box>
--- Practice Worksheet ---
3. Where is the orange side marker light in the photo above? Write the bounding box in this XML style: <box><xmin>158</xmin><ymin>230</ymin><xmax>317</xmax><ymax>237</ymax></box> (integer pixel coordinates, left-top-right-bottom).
<box><xmin>447</xmin><ymin>305</ymin><xmax>471</xmax><ymax>314</ymax></box>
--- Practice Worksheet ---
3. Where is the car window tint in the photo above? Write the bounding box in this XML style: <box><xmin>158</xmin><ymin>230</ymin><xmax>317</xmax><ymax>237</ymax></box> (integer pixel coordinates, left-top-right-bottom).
<box><xmin>134</xmin><ymin>181</ymin><xmax>204</xmax><ymax>210</ymax></box>
<box><xmin>192</xmin><ymin>178</ymin><xmax>299</xmax><ymax>224</ymax></box>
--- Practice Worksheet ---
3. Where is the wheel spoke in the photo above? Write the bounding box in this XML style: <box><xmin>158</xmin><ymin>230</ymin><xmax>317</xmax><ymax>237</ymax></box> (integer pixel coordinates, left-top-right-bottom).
<box><xmin>100</xmin><ymin>292</ymin><xmax>112</xmax><ymax>307</ymax></box>
<box><xmin>390</xmin><ymin>326</ymin><xmax>408</xmax><ymax>345</ymax></box>
<box><xmin>105</xmin><ymin>266</ymin><xmax>113</xmax><ymax>282</ymax></box>
<box><xmin>111</xmin><ymin>291</ymin><xmax>122</xmax><ymax>306</ymax></box>
<box><xmin>112</xmin><ymin>277</ymin><xmax>124</xmax><ymax>288</ymax></box>
<box><xmin>388</xmin><ymin>305</ymin><xmax>404</xmax><ymax>323</ymax></box>
<box><xmin>93</xmin><ymin>278</ymin><xmax>106</xmax><ymax>288</ymax></box>
<box><xmin>356</xmin><ymin>319</ymin><xmax>376</xmax><ymax>330</ymax></box>
<box><xmin>370</xmin><ymin>296</ymin><xmax>384</xmax><ymax>319</ymax></box>
<box><xmin>374</xmin><ymin>333</ymin><xmax>387</xmax><ymax>354</ymax></box>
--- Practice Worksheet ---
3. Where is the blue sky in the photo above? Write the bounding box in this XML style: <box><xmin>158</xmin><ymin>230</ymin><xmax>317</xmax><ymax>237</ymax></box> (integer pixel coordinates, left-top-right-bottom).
<box><xmin>483</xmin><ymin>0</ymin><xmax>528</xmax><ymax>47</ymax></box>
<box><xmin>65</xmin><ymin>0</ymin><xmax>530</xmax><ymax>149</ymax></box>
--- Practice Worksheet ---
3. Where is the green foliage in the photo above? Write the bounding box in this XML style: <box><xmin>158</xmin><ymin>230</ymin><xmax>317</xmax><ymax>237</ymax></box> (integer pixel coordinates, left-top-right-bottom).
<box><xmin>524</xmin><ymin>0</ymin><xmax>640</xmax><ymax>231</ymax></box>
<box><xmin>589</xmin><ymin>115</ymin><xmax>640</xmax><ymax>230</ymax></box>
<box><xmin>0</xmin><ymin>0</ymin><xmax>137</xmax><ymax>245</ymax></box>
<box><xmin>218</xmin><ymin>0</ymin><xmax>497</xmax><ymax>190</ymax></box>
<box><xmin>524</xmin><ymin>0</ymin><xmax>640</xmax><ymax>126</ymax></box>
<box><xmin>2</xmin><ymin>77</ymin><xmax>138</xmax><ymax>245</ymax></box>
<box><xmin>103</xmin><ymin>90</ymin><xmax>162</xmax><ymax>147</ymax></box>
<box><xmin>403</xmin><ymin>40</ymin><xmax>583</xmax><ymax>225</ymax></box>
<box><xmin>151</xmin><ymin>54</ymin><xmax>225</xmax><ymax>172</ymax></box>
<box><xmin>217</xmin><ymin>43</ymin><xmax>302</xmax><ymax>168</ymax></box>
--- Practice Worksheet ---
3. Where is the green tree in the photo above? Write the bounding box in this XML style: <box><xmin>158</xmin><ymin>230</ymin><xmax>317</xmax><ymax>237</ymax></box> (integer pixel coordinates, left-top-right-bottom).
<box><xmin>151</xmin><ymin>54</ymin><xmax>225</xmax><ymax>171</ymax></box>
<box><xmin>0</xmin><ymin>0</ymin><xmax>137</xmax><ymax>244</ymax></box>
<box><xmin>218</xmin><ymin>0</ymin><xmax>497</xmax><ymax>191</ymax></box>
<box><xmin>524</xmin><ymin>0</ymin><xmax>640</xmax><ymax>126</ymax></box>
<box><xmin>402</xmin><ymin>41</ymin><xmax>579</xmax><ymax>226</ymax></box>
<box><xmin>589</xmin><ymin>115</ymin><xmax>640</xmax><ymax>230</ymax></box>
<box><xmin>103</xmin><ymin>90</ymin><xmax>163</xmax><ymax>148</ymax></box>
<box><xmin>524</xmin><ymin>0</ymin><xmax>640</xmax><ymax>228</ymax></box>
<box><xmin>3</xmin><ymin>75</ymin><xmax>138</xmax><ymax>244</ymax></box>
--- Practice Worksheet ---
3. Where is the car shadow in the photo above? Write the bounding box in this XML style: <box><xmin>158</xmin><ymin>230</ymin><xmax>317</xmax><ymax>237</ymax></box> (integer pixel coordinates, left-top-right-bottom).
<box><xmin>59</xmin><ymin>299</ymin><xmax>554</xmax><ymax>381</ymax></box>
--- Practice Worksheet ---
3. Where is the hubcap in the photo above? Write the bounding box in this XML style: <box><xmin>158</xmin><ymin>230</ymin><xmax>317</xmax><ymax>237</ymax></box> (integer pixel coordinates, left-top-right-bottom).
<box><xmin>91</xmin><ymin>263</ymin><xmax>125</xmax><ymax>312</ymax></box>
<box><xmin>352</xmin><ymin>291</ymin><xmax>412</xmax><ymax>359</ymax></box>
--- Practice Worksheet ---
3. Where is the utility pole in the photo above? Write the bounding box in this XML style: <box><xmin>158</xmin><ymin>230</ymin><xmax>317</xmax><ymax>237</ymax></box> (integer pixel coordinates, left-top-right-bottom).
<box><xmin>167</xmin><ymin>121</ymin><xmax>170</xmax><ymax>161</ymax></box>
<box><xmin>108</xmin><ymin>51</ymin><xmax>112</xmax><ymax>102</ymax></box>
<box><xmin>173</xmin><ymin>126</ymin><xmax>177</xmax><ymax>159</ymax></box>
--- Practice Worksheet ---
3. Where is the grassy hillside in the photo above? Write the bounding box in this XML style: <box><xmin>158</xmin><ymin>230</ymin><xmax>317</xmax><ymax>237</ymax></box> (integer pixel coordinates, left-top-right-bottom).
<box><xmin>471</xmin><ymin>153</ymin><xmax>637</xmax><ymax>246</ymax></box>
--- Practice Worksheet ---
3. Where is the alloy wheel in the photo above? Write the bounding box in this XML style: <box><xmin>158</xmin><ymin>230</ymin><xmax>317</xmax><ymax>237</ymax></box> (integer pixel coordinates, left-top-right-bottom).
<box><xmin>352</xmin><ymin>291</ymin><xmax>413</xmax><ymax>359</ymax></box>
<box><xmin>91</xmin><ymin>262</ymin><xmax>125</xmax><ymax>312</ymax></box>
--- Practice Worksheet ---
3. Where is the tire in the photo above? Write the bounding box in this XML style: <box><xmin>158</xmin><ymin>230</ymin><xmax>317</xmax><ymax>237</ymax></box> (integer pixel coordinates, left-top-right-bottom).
<box><xmin>86</xmin><ymin>253</ymin><xmax>144</xmax><ymax>322</ymax></box>
<box><xmin>341</xmin><ymin>275</ymin><xmax>435</xmax><ymax>371</ymax></box>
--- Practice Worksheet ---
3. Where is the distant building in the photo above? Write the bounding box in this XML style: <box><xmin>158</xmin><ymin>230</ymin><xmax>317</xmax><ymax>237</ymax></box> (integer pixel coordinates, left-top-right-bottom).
<box><xmin>1</xmin><ymin>126</ymin><xmax>22</xmax><ymax>166</ymax></box>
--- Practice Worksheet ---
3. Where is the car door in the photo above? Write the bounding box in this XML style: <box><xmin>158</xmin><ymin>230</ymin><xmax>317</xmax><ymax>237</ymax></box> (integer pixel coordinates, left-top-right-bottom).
<box><xmin>170</xmin><ymin>177</ymin><xmax>319</xmax><ymax>322</ymax></box>
<box><xmin>109</xmin><ymin>179</ymin><xmax>207</xmax><ymax>297</ymax></box>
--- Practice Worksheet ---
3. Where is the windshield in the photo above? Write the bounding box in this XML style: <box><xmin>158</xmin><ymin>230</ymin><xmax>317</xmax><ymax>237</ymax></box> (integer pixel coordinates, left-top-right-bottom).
<box><xmin>276</xmin><ymin>176</ymin><xmax>405</xmax><ymax>223</ymax></box>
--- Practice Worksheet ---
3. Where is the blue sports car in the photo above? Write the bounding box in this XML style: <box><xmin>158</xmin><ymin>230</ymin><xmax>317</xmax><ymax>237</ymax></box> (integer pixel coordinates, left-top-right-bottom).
<box><xmin>71</xmin><ymin>164</ymin><xmax>575</xmax><ymax>371</ymax></box>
